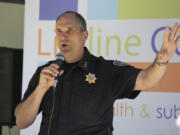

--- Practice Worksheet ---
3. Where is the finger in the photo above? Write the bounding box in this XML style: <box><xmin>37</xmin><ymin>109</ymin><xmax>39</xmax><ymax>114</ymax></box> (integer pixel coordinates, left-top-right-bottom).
<box><xmin>169</xmin><ymin>23</ymin><xmax>179</xmax><ymax>40</ymax></box>
<box><xmin>175</xmin><ymin>35</ymin><xmax>180</xmax><ymax>46</ymax></box>
<box><xmin>163</xmin><ymin>26</ymin><xmax>169</xmax><ymax>43</ymax></box>
<box><xmin>59</xmin><ymin>70</ymin><xmax>64</xmax><ymax>76</ymax></box>
<box><xmin>50</xmin><ymin>64</ymin><xmax>59</xmax><ymax>69</ymax></box>
<box><xmin>174</xmin><ymin>25</ymin><xmax>180</xmax><ymax>41</ymax></box>
<box><xmin>41</xmin><ymin>72</ymin><xmax>55</xmax><ymax>80</ymax></box>
<box><xmin>48</xmin><ymin>66</ymin><xmax>59</xmax><ymax>74</ymax></box>
<box><xmin>42</xmin><ymin>68</ymin><xmax>56</xmax><ymax>76</ymax></box>
<box><xmin>42</xmin><ymin>67</ymin><xmax>58</xmax><ymax>77</ymax></box>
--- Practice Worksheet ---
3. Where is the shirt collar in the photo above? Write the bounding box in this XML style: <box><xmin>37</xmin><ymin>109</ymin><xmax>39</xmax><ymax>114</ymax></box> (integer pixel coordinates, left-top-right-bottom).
<box><xmin>78</xmin><ymin>47</ymin><xmax>98</xmax><ymax>70</ymax></box>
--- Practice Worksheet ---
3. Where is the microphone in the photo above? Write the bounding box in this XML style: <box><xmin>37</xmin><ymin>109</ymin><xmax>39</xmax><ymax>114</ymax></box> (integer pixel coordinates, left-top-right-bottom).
<box><xmin>54</xmin><ymin>52</ymin><xmax>64</xmax><ymax>88</ymax></box>
<box><xmin>55</xmin><ymin>52</ymin><xmax>64</xmax><ymax>69</ymax></box>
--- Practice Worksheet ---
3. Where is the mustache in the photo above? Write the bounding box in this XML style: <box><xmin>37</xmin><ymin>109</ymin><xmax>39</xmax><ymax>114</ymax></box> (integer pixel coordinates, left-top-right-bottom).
<box><xmin>60</xmin><ymin>40</ymin><xmax>70</xmax><ymax>44</ymax></box>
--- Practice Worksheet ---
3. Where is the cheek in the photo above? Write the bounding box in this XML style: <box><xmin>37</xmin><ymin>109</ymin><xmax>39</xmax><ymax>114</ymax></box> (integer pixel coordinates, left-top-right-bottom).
<box><xmin>72</xmin><ymin>36</ymin><xmax>81</xmax><ymax>44</ymax></box>
<box><xmin>55</xmin><ymin>36</ymin><xmax>60</xmax><ymax>42</ymax></box>
<box><xmin>56</xmin><ymin>39</ymin><xmax>61</xmax><ymax>48</ymax></box>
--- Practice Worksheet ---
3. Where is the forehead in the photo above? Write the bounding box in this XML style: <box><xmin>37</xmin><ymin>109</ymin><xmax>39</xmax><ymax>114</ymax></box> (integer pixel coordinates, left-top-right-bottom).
<box><xmin>56</xmin><ymin>14</ymin><xmax>79</xmax><ymax>28</ymax></box>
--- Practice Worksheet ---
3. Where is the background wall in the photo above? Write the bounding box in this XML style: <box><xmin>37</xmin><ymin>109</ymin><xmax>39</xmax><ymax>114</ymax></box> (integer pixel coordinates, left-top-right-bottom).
<box><xmin>0</xmin><ymin>2</ymin><xmax>24</xmax><ymax>135</ymax></box>
<box><xmin>0</xmin><ymin>2</ymin><xmax>24</xmax><ymax>49</ymax></box>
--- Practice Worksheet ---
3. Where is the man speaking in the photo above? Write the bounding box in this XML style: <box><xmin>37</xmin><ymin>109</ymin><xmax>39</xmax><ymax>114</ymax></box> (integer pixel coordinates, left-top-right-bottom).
<box><xmin>15</xmin><ymin>11</ymin><xmax>180</xmax><ymax>135</ymax></box>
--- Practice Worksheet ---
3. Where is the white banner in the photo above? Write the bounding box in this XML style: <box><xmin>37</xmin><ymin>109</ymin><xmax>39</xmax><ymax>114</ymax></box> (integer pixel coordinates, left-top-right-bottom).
<box><xmin>22</xmin><ymin>0</ymin><xmax>180</xmax><ymax>135</ymax></box>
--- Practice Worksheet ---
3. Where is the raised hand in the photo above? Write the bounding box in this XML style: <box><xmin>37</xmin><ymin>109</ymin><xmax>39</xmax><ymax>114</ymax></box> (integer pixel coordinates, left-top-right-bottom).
<box><xmin>156</xmin><ymin>23</ymin><xmax>180</xmax><ymax>63</ymax></box>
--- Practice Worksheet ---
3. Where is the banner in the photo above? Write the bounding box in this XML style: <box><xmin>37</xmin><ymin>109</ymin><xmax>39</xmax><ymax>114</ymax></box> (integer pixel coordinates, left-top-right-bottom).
<box><xmin>22</xmin><ymin>0</ymin><xmax>180</xmax><ymax>134</ymax></box>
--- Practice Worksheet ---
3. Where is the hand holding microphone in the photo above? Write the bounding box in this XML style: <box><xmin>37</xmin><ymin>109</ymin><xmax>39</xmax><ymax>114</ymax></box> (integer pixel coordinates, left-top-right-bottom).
<box><xmin>39</xmin><ymin>52</ymin><xmax>64</xmax><ymax>91</ymax></box>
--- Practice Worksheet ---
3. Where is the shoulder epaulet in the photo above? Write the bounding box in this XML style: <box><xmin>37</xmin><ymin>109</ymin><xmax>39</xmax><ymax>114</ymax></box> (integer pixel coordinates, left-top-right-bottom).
<box><xmin>98</xmin><ymin>56</ymin><xmax>105</xmax><ymax>61</ymax></box>
<box><xmin>113</xmin><ymin>60</ymin><xmax>130</xmax><ymax>67</ymax></box>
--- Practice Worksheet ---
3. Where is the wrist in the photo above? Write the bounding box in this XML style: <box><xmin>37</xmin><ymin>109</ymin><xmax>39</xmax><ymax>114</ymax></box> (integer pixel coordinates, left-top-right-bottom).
<box><xmin>36</xmin><ymin>85</ymin><xmax>49</xmax><ymax>94</ymax></box>
<box><xmin>154</xmin><ymin>58</ymin><xmax>169</xmax><ymax>66</ymax></box>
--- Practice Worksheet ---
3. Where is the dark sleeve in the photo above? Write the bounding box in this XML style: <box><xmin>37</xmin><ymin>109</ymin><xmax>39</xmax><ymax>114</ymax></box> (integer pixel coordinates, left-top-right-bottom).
<box><xmin>111</xmin><ymin>62</ymin><xmax>142</xmax><ymax>100</ymax></box>
<box><xmin>22</xmin><ymin>66</ymin><xmax>43</xmax><ymax>113</ymax></box>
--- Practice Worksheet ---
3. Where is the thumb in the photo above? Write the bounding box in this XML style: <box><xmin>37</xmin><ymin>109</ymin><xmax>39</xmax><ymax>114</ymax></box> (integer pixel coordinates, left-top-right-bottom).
<box><xmin>59</xmin><ymin>70</ymin><xmax>64</xmax><ymax>76</ymax></box>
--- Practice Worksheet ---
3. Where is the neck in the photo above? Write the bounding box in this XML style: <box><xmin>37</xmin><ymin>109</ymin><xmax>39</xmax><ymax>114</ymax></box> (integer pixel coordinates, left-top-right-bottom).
<box><xmin>64</xmin><ymin>49</ymin><xmax>84</xmax><ymax>63</ymax></box>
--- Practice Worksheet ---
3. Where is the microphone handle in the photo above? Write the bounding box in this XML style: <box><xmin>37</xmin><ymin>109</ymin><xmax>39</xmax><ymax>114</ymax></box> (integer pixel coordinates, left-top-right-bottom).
<box><xmin>53</xmin><ymin>60</ymin><xmax>63</xmax><ymax>88</ymax></box>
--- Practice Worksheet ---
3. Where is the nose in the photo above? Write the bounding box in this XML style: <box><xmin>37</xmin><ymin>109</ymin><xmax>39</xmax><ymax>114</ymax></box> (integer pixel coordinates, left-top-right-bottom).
<box><xmin>62</xmin><ymin>31</ymin><xmax>69</xmax><ymax>37</ymax></box>
<box><xmin>58</xmin><ymin>32</ymin><xmax>69</xmax><ymax>40</ymax></box>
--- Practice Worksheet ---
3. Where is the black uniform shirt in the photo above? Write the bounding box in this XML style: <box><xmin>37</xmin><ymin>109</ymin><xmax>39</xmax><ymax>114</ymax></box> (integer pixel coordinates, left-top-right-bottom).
<box><xmin>22</xmin><ymin>47</ymin><xmax>141</xmax><ymax>135</ymax></box>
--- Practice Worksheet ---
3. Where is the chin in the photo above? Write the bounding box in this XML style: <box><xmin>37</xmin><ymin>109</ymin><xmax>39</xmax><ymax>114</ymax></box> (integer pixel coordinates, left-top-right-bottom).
<box><xmin>60</xmin><ymin>48</ymin><xmax>71</xmax><ymax>54</ymax></box>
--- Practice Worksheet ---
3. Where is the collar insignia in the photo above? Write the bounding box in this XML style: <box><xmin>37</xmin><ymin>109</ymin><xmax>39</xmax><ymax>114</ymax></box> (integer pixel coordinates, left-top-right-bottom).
<box><xmin>85</xmin><ymin>72</ymin><xmax>96</xmax><ymax>84</ymax></box>
<box><xmin>84</xmin><ymin>61</ymin><xmax>87</xmax><ymax>68</ymax></box>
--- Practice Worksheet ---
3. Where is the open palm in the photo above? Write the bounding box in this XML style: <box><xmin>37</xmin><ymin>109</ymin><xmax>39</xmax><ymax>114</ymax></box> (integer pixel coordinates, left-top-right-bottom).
<box><xmin>157</xmin><ymin>24</ymin><xmax>180</xmax><ymax>62</ymax></box>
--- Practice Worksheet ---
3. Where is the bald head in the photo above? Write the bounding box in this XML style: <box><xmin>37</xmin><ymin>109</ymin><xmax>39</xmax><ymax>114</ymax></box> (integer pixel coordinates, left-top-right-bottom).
<box><xmin>56</xmin><ymin>11</ymin><xmax>87</xmax><ymax>32</ymax></box>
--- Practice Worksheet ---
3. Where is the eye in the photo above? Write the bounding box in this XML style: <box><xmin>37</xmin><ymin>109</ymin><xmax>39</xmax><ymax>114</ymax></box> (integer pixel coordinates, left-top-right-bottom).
<box><xmin>56</xmin><ymin>29</ymin><xmax>62</xmax><ymax>33</ymax></box>
<box><xmin>67</xmin><ymin>29</ymin><xmax>73</xmax><ymax>34</ymax></box>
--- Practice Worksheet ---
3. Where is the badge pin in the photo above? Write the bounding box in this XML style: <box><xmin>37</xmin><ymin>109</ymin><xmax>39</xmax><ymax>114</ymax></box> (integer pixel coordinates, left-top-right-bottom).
<box><xmin>85</xmin><ymin>72</ymin><xmax>96</xmax><ymax>84</ymax></box>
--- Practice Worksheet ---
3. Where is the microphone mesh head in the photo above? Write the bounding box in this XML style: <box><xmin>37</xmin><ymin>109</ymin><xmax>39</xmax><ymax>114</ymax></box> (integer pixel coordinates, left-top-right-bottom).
<box><xmin>55</xmin><ymin>52</ymin><xmax>64</xmax><ymax>61</ymax></box>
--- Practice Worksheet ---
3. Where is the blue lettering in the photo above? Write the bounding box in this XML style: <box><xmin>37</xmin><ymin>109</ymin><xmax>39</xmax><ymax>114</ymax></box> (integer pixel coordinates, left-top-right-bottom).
<box><xmin>174</xmin><ymin>104</ymin><xmax>180</xmax><ymax>119</ymax></box>
<box><xmin>156</xmin><ymin>107</ymin><xmax>163</xmax><ymax>119</ymax></box>
<box><xmin>176</xmin><ymin>48</ymin><xmax>180</xmax><ymax>55</ymax></box>
<box><xmin>156</xmin><ymin>105</ymin><xmax>180</xmax><ymax>119</ymax></box>
<box><xmin>151</xmin><ymin>27</ymin><xmax>166</xmax><ymax>54</ymax></box>
<box><xmin>164</xmin><ymin>108</ymin><xmax>173</xmax><ymax>119</ymax></box>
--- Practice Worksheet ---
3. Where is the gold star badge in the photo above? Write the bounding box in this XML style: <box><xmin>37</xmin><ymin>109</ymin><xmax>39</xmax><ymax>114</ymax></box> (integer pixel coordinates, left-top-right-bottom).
<box><xmin>85</xmin><ymin>73</ymin><xmax>96</xmax><ymax>84</ymax></box>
